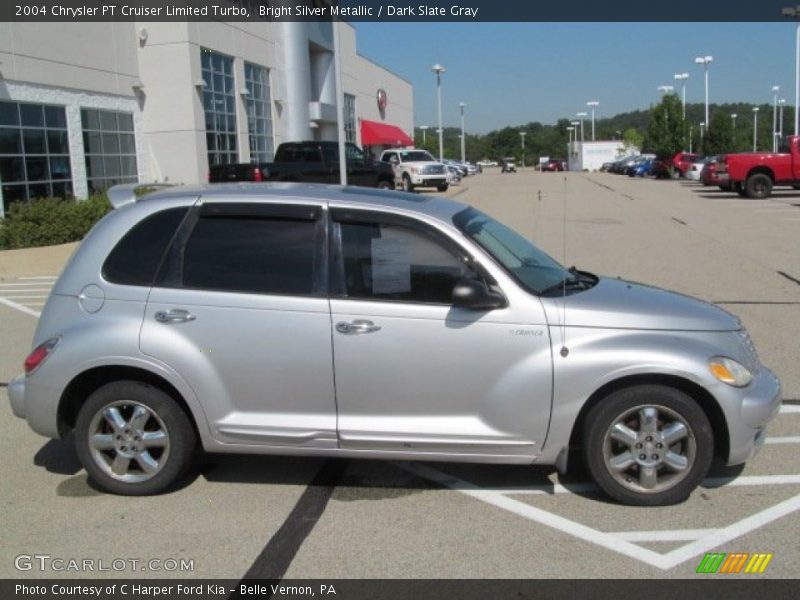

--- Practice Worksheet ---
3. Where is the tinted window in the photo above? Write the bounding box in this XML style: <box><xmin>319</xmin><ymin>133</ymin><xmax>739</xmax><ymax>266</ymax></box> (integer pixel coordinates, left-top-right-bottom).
<box><xmin>338</xmin><ymin>221</ymin><xmax>475</xmax><ymax>304</ymax></box>
<box><xmin>180</xmin><ymin>216</ymin><xmax>316</xmax><ymax>295</ymax></box>
<box><xmin>103</xmin><ymin>207</ymin><xmax>188</xmax><ymax>286</ymax></box>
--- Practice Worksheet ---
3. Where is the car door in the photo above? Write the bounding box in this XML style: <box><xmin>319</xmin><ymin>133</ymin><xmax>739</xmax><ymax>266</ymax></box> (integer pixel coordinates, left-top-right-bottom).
<box><xmin>139</xmin><ymin>199</ymin><xmax>338</xmax><ymax>449</ymax></box>
<box><xmin>329</xmin><ymin>208</ymin><xmax>553</xmax><ymax>458</ymax></box>
<box><xmin>381</xmin><ymin>151</ymin><xmax>400</xmax><ymax>183</ymax></box>
<box><xmin>344</xmin><ymin>143</ymin><xmax>374</xmax><ymax>187</ymax></box>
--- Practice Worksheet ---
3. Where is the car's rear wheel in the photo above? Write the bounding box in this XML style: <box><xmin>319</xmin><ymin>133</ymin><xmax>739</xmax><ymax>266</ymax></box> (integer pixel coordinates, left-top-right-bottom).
<box><xmin>745</xmin><ymin>173</ymin><xmax>773</xmax><ymax>199</ymax></box>
<box><xmin>377</xmin><ymin>179</ymin><xmax>394</xmax><ymax>190</ymax></box>
<box><xmin>402</xmin><ymin>174</ymin><xmax>414</xmax><ymax>192</ymax></box>
<box><xmin>75</xmin><ymin>381</ymin><xmax>196</xmax><ymax>495</ymax></box>
<box><xmin>582</xmin><ymin>385</ymin><xmax>713</xmax><ymax>506</ymax></box>
<box><xmin>437</xmin><ymin>183</ymin><xmax>449</xmax><ymax>192</ymax></box>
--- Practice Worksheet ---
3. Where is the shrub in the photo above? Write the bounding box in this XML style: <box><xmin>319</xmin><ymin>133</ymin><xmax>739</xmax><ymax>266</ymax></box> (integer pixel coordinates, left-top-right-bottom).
<box><xmin>0</xmin><ymin>195</ymin><xmax>111</xmax><ymax>250</ymax></box>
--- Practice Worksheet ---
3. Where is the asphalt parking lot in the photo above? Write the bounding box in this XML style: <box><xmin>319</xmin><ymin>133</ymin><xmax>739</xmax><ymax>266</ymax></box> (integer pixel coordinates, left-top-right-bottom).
<box><xmin>1</xmin><ymin>170</ymin><xmax>798</xmax><ymax>580</ymax></box>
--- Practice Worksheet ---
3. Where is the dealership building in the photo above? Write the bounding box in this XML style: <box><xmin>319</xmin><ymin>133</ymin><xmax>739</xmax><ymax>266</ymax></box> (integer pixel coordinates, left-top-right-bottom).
<box><xmin>0</xmin><ymin>19</ymin><xmax>414</xmax><ymax>216</ymax></box>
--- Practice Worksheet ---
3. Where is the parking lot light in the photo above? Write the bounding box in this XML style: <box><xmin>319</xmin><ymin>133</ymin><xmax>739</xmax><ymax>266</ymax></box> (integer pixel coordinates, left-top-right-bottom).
<box><xmin>432</xmin><ymin>64</ymin><xmax>446</xmax><ymax>162</ymax></box>
<box><xmin>674</xmin><ymin>73</ymin><xmax>689</xmax><ymax>119</ymax></box>
<box><xmin>519</xmin><ymin>131</ymin><xmax>526</xmax><ymax>167</ymax></box>
<box><xmin>731</xmin><ymin>113</ymin><xmax>738</xmax><ymax>147</ymax></box>
<box><xmin>779</xmin><ymin>98</ymin><xmax>786</xmax><ymax>138</ymax></box>
<box><xmin>418</xmin><ymin>125</ymin><xmax>429</xmax><ymax>145</ymax></box>
<box><xmin>753</xmin><ymin>106</ymin><xmax>760</xmax><ymax>151</ymax></box>
<box><xmin>694</xmin><ymin>56</ymin><xmax>713</xmax><ymax>127</ymax></box>
<box><xmin>459</xmin><ymin>102</ymin><xmax>466</xmax><ymax>163</ymax></box>
<box><xmin>587</xmin><ymin>101</ymin><xmax>599</xmax><ymax>141</ymax></box>
<box><xmin>773</xmin><ymin>85</ymin><xmax>780</xmax><ymax>151</ymax></box>
<box><xmin>782</xmin><ymin>6</ymin><xmax>800</xmax><ymax>135</ymax></box>
<box><xmin>576</xmin><ymin>111</ymin><xmax>588</xmax><ymax>142</ymax></box>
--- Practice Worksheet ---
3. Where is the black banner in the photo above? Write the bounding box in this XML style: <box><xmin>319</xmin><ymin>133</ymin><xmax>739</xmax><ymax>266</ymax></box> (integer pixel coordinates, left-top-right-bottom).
<box><xmin>1</xmin><ymin>579</ymin><xmax>798</xmax><ymax>600</ymax></box>
<box><xmin>1</xmin><ymin>0</ymin><xmax>799</xmax><ymax>22</ymax></box>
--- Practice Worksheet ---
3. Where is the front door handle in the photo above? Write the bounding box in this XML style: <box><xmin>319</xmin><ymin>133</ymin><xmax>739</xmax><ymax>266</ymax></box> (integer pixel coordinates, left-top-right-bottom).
<box><xmin>155</xmin><ymin>309</ymin><xmax>196</xmax><ymax>324</ymax></box>
<box><xmin>336</xmin><ymin>320</ymin><xmax>381</xmax><ymax>335</ymax></box>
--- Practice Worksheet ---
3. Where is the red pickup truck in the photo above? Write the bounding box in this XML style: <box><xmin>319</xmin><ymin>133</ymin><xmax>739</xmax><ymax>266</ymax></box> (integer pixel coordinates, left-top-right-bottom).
<box><xmin>716</xmin><ymin>136</ymin><xmax>800</xmax><ymax>198</ymax></box>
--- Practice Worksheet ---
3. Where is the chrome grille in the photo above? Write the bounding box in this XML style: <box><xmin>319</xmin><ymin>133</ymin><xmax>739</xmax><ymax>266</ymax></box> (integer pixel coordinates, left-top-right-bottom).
<box><xmin>421</xmin><ymin>164</ymin><xmax>445</xmax><ymax>175</ymax></box>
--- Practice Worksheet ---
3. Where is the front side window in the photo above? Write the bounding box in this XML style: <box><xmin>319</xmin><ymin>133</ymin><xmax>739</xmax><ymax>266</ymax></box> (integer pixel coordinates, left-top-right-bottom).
<box><xmin>202</xmin><ymin>48</ymin><xmax>238</xmax><ymax>167</ymax></box>
<box><xmin>337</xmin><ymin>219</ymin><xmax>477</xmax><ymax>304</ymax></box>
<box><xmin>346</xmin><ymin>144</ymin><xmax>365</xmax><ymax>163</ymax></box>
<box><xmin>0</xmin><ymin>100</ymin><xmax>72</xmax><ymax>212</ymax></box>
<box><xmin>82</xmin><ymin>108</ymin><xmax>138</xmax><ymax>194</ymax></box>
<box><xmin>170</xmin><ymin>211</ymin><xmax>318</xmax><ymax>296</ymax></box>
<box><xmin>399</xmin><ymin>150</ymin><xmax>435</xmax><ymax>162</ymax></box>
<box><xmin>453</xmin><ymin>207</ymin><xmax>568</xmax><ymax>294</ymax></box>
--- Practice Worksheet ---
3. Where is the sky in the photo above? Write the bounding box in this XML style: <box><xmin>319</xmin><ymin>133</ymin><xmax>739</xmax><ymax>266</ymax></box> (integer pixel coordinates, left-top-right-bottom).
<box><xmin>353</xmin><ymin>22</ymin><xmax>796</xmax><ymax>134</ymax></box>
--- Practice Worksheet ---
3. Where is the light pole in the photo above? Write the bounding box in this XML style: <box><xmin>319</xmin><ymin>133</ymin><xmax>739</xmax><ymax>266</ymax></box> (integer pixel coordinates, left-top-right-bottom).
<box><xmin>699</xmin><ymin>122</ymin><xmax>705</xmax><ymax>144</ymax></box>
<box><xmin>694</xmin><ymin>55</ymin><xmax>713</xmax><ymax>127</ymax></box>
<box><xmin>753</xmin><ymin>106</ymin><xmax>760</xmax><ymax>151</ymax></box>
<box><xmin>459</xmin><ymin>102</ymin><xmax>466</xmax><ymax>163</ymax></box>
<box><xmin>782</xmin><ymin>6</ymin><xmax>800</xmax><ymax>135</ymax></box>
<box><xmin>674</xmin><ymin>73</ymin><xmax>689</xmax><ymax>119</ymax></box>
<box><xmin>689</xmin><ymin>125</ymin><xmax>693</xmax><ymax>153</ymax></box>
<box><xmin>432</xmin><ymin>63</ymin><xmax>445</xmax><ymax>162</ymax></box>
<box><xmin>419</xmin><ymin>125</ymin><xmax>428</xmax><ymax>145</ymax></box>
<box><xmin>519</xmin><ymin>131</ymin><xmax>526</xmax><ymax>168</ymax></box>
<box><xmin>576</xmin><ymin>111</ymin><xmax>587</xmax><ymax>142</ymax></box>
<box><xmin>779</xmin><ymin>98</ymin><xmax>787</xmax><ymax>140</ymax></box>
<box><xmin>567</xmin><ymin>126</ymin><xmax>575</xmax><ymax>145</ymax></box>
<box><xmin>615</xmin><ymin>130</ymin><xmax>621</xmax><ymax>140</ymax></box>
<box><xmin>586</xmin><ymin>101</ymin><xmax>599</xmax><ymax>141</ymax></box>
<box><xmin>773</xmin><ymin>85</ymin><xmax>780</xmax><ymax>151</ymax></box>
<box><xmin>731</xmin><ymin>113</ymin><xmax>738</xmax><ymax>148</ymax></box>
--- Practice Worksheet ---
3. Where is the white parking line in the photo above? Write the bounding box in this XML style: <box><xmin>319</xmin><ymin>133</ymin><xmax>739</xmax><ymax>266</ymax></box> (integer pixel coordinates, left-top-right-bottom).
<box><xmin>0</xmin><ymin>297</ymin><xmax>41</xmax><ymax>317</ymax></box>
<box><xmin>765</xmin><ymin>436</ymin><xmax>800</xmax><ymax>444</ymax></box>
<box><xmin>400</xmin><ymin>462</ymin><xmax>800</xmax><ymax>570</ymax></box>
<box><xmin>780</xmin><ymin>404</ymin><xmax>800</xmax><ymax>414</ymax></box>
<box><xmin>18</xmin><ymin>276</ymin><xmax>57</xmax><ymax>280</ymax></box>
<box><xmin>1</xmin><ymin>295</ymin><xmax>49</xmax><ymax>299</ymax></box>
<box><xmin>610</xmin><ymin>529</ymin><xmax>718</xmax><ymax>542</ymax></box>
<box><xmin>0</xmin><ymin>283</ymin><xmax>54</xmax><ymax>287</ymax></box>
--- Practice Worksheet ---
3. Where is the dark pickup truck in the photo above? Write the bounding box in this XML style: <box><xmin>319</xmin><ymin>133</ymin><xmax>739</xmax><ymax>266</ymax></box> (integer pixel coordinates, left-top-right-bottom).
<box><xmin>208</xmin><ymin>141</ymin><xmax>396</xmax><ymax>189</ymax></box>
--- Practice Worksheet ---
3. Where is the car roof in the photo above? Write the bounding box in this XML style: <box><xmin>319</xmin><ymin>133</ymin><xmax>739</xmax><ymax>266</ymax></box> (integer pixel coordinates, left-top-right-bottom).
<box><xmin>138</xmin><ymin>182</ymin><xmax>468</xmax><ymax>223</ymax></box>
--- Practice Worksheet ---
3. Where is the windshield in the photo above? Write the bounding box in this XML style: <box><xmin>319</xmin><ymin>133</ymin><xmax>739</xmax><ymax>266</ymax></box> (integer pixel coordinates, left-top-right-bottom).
<box><xmin>400</xmin><ymin>151</ymin><xmax>436</xmax><ymax>162</ymax></box>
<box><xmin>453</xmin><ymin>207</ymin><xmax>570</xmax><ymax>294</ymax></box>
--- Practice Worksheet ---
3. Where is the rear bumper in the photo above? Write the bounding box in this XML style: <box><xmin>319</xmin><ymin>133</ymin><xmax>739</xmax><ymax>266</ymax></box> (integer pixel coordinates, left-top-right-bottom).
<box><xmin>8</xmin><ymin>373</ymin><xmax>26</xmax><ymax>419</ymax></box>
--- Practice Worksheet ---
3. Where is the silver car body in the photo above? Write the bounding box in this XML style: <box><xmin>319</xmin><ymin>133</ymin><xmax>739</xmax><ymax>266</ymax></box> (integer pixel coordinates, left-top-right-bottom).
<box><xmin>9</xmin><ymin>183</ymin><xmax>781</xmax><ymax>471</ymax></box>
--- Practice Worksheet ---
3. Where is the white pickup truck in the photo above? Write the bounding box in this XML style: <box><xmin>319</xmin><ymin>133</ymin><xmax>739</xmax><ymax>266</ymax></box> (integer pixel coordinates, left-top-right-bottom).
<box><xmin>380</xmin><ymin>149</ymin><xmax>449</xmax><ymax>192</ymax></box>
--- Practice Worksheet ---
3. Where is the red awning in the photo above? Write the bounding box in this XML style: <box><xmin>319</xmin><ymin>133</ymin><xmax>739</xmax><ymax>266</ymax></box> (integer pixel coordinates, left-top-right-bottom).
<box><xmin>360</xmin><ymin>119</ymin><xmax>413</xmax><ymax>147</ymax></box>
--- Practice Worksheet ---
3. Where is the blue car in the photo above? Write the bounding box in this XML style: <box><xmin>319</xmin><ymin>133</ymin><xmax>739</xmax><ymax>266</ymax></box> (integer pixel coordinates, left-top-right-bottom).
<box><xmin>630</xmin><ymin>159</ymin><xmax>655</xmax><ymax>177</ymax></box>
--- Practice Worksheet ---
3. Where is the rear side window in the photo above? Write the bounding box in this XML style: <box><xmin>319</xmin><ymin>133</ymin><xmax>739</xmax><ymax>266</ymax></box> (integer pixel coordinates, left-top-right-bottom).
<box><xmin>103</xmin><ymin>207</ymin><xmax>188</xmax><ymax>286</ymax></box>
<box><xmin>178</xmin><ymin>215</ymin><xmax>317</xmax><ymax>296</ymax></box>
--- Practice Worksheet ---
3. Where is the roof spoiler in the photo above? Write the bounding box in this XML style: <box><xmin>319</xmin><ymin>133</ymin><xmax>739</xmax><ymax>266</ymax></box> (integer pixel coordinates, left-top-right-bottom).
<box><xmin>107</xmin><ymin>183</ymin><xmax>175</xmax><ymax>209</ymax></box>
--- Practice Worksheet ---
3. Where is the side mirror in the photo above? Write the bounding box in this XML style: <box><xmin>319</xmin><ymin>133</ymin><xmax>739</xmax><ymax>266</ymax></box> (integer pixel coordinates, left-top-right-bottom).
<box><xmin>452</xmin><ymin>278</ymin><xmax>506</xmax><ymax>310</ymax></box>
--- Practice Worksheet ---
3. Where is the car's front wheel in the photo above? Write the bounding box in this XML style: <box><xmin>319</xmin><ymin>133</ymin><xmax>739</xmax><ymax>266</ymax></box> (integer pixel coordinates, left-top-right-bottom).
<box><xmin>582</xmin><ymin>385</ymin><xmax>713</xmax><ymax>506</ymax></box>
<box><xmin>75</xmin><ymin>381</ymin><xmax>196</xmax><ymax>495</ymax></box>
<box><xmin>402</xmin><ymin>174</ymin><xmax>414</xmax><ymax>192</ymax></box>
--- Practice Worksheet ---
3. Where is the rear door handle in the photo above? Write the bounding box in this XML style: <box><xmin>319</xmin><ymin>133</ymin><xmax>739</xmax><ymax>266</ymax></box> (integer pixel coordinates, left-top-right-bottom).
<box><xmin>336</xmin><ymin>320</ymin><xmax>381</xmax><ymax>335</ymax></box>
<box><xmin>155</xmin><ymin>309</ymin><xmax>196</xmax><ymax>324</ymax></box>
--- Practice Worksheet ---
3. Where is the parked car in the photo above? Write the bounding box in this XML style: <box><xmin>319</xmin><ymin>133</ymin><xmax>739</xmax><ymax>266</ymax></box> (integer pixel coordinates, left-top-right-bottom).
<box><xmin>380</xmin><ymin>148</ymin><xmax>449</xmax><ymax>192</ymax></box>
<box><xmin>477</xmin><ymin>159</ymin><xmax>498</xmax><ymax>168</ymax></box>
<box><xmin>443</xmin><ymin>159</ymin><xmax>468</xmax><ymax>177</ymax></box>
<box><xmin>629</xmin><ymin>159</ymin><xmax>655</xmax><ymax>177</ymax></box>
<box><xmin>700</xmin><ymin>156</ymin><xmax>729</xmax><ymax>190</ymax></box>
<box><xmin>9</xmin><ymin>182</ymin><xmax>781</xmax><ymax>506</ymax></box>
<box><xmin>209</xmin><ymin>141</ymin><xmax>396</xmax><ymax>189</ymax></box>
<box><xmin>446</xmin><ymin>165</ymin><xmax>462</xmax><ymax>185</ymax></box>
<box><xmin>500</xmin><ymin>157</ymin><xmax>517</xmax><ymax>173</ymax></box>
<box><xmin>542</xmin><ymin>159</ymin><xmax>565</xmax><ymax>172</ymax></box>
<box><xmin>685</xmin><ymin>158</ymin><xmax>708</xmax><ymax>181</ymax></box>
<box><xmin>623</xmin><ymin>156</ymin><xmax>655</xmax><ymax>176</ymax></box>
<box><xmin>716</xmin><ymin>136</ymin><xmax>800</xmax><ymax>198</ymax></box>
<box><xmin>672</xmin><ymin>152</ymin><xmax>701</xmax><ymax>178</ymax></box>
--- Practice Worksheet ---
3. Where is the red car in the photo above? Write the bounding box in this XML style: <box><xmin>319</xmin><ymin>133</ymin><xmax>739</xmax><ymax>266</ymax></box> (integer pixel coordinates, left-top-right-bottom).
<box><xmin>542</xmin><ymin>159</ymin><xmax>565</xmax><ymax>172</ymax></box>
<box><xmin>700</xmin><ymin>156</ymin><xmax>729</xmax><ymax>189</ymax></box>
<box><xmin>716</xmin><ymin>136</ymin><xmax>800</xmax><ymax>198</ymax></box>
<box><xmin>672</xmin><ymin>152</ymin><xmax>700</xmax><ymax>177</ymax></box>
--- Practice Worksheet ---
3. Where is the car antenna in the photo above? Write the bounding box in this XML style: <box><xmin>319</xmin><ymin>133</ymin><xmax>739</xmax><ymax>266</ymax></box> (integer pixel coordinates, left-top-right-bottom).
<box><xmin>559</xmin><ymin>175</ymin><xmax>569</xmax><ymax>358</ymax></box>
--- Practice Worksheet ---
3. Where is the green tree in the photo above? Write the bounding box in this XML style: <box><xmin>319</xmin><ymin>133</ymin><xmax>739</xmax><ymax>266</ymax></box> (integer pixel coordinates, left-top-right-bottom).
<box><xmin>645</xmin><ymin>94</ymin><xmax>685</xmax><ymax>159</ymax></box>
<box><xmin>704</xmin><ymin>110</ymin><xmax>734</xmax><ymax>155</ymax></box>
<box><xmin>622</xmin><ymin>128</ymin><xmax>645</xmax><ymax>153</ymax></box>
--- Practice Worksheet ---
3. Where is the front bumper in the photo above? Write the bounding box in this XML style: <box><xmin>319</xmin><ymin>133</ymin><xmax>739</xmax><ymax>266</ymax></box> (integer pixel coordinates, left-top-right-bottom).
<box><xmin>726</xmin><ymin>366</ymin><xmax>782</xmax><ymax>465</ymax></box>
<box><xmin>8</xmin><ymin>373</ymin><xmax>26</xmax><ymax>419</ymax></box>
<box><xmin>410</xmin><ymin>175</ymin><xmax>447</xmax><ymax>186</ymax></box>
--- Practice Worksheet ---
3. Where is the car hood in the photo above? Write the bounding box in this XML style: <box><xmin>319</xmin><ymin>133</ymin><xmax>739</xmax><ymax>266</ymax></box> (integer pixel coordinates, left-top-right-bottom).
<box><xmin>543</xmin><ymin>277</ymin><xmax>739</xmax><ymax>331</ymax></box>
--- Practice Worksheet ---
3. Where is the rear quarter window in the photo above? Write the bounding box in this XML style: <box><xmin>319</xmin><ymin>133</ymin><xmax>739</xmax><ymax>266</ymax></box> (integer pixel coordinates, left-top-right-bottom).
<box><xmin>102</xmin><ymin>207</ymin><xmax>189</xmax><ymax>286</ymax></box>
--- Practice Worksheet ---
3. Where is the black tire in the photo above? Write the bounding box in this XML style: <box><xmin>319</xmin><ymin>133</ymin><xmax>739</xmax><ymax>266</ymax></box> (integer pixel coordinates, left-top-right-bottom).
<box><xmin>402</xmin><ymin>174</ymin><xmax>414</xmax><ymax>192</ymax></box>
<box><xmin>437</xmin><ymin>183</ymin><xmax>449</xmax><ymax>192</ymax></box>
<box><xmin>377</xmin><ymin>179</ymin><xmax>394</xmax><ymax>190</ymax></box>
<box><xmin>745</xmin><ymin>173</ymin><xmax>773</xmax><ymax>199</ymax></box>
<box><xmin>582</xmin><ymin>385</ymin><xmax>713</xmax><ymax>506</ymax></box>
<box><xmin>734</xmin><ymin>181</ymin><xmax>747</xmax><ymax>197</ymax></box>
<box><xmin>75</xmin><ymin>381</ymin><xmax>196</xmax><ymax>496</ymax></box>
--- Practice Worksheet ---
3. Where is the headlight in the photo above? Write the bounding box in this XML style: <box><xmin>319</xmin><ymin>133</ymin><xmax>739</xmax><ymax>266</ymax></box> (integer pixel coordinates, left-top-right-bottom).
<box><xmin>410</xmin><ymin>166</ymin><xmax>419</xmax><ymax>174</ymax></box>
<box><xmin>709</xmin><ymin>356</ymin><xmax>753</xmax><ymax>387</ymax></box>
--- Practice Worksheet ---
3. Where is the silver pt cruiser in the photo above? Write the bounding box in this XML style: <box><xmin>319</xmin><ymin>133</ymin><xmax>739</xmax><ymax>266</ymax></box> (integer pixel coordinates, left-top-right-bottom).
<box><xmin>8</xmin><ymin>183</ymin><xmax>782</xmax><ymax>505</ymax></box>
